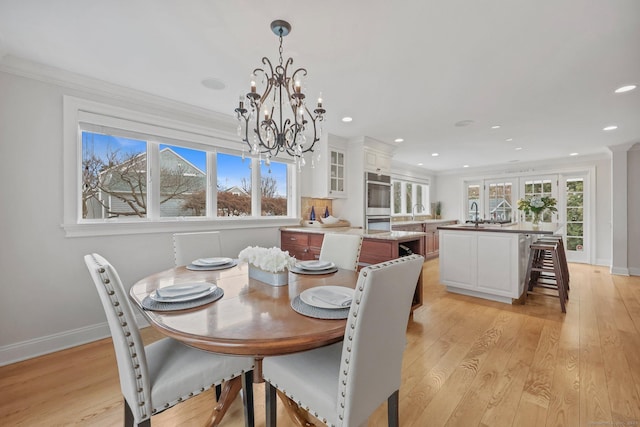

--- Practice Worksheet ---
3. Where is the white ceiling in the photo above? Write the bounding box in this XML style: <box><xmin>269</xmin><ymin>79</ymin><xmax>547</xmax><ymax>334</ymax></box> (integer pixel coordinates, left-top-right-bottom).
<box><xmin>1</xmin><ymin>0</ymin><xmax>639</xmax><ymax>171</ymax></box>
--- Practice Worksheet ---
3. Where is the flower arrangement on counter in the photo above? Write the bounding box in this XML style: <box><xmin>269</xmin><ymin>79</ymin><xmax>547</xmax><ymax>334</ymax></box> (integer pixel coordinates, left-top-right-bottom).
<box><xmin>517</xmin><ymin>195</ymin><xmax>558</xmax><ymax>224</ymax></box>
<box><xmin>238</xmin><ymin>246</ymin><xmax>296</xmax><ymax>273</ymax></box>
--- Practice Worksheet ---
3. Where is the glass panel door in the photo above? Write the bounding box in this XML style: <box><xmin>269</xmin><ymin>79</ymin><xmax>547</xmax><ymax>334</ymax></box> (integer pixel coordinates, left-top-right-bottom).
<box><xmin>485</xmin><ymin>179</ymin><xmax>514</xmax><ymax>222</ymax></box>
<box><xmin>561</xmin><ymin>174</ymin><xmax>589</xmax><ymax>263</ymax></box>
<box><xmin>520</xmin><ymin>175</ymin><xmax>558</xmax><ymax>223</ymax></box>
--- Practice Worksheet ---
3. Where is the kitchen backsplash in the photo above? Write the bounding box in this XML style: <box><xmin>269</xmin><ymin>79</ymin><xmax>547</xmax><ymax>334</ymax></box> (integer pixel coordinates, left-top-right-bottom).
<box><xmin>301</xmin><ymin>197</ymin><xmax>333</xmax><ymax>220</ymax></box>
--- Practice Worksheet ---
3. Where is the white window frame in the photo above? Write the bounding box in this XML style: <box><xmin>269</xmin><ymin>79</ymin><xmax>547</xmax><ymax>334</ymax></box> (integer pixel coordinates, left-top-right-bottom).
<box><xmin>63</xmin><ymin>96</ymin><xmax>300</xmax><ymax>237</ymax></box>
<box><xmin>391</xmin><ymin>178</ymin><xmax>430</xmax><ymax>216</ymax></box>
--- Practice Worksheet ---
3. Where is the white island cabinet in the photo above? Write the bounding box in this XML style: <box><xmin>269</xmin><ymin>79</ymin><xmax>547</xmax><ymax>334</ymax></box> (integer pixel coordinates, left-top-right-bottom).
<box><xmin>438</xmin><ymin>223</ymin><xmax>561</xmax><ymax>304</ymax></box>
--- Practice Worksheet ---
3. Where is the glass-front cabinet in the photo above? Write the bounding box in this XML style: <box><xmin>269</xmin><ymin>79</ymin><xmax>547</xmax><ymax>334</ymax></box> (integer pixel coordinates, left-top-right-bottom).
<box><xmin>300</xmin><ymin>134</ymin><xmax>348</xmax><ymax>198</ymax></box>
<box><xmin>329</xmin><ymin>149</ymin><xmax>346</xmax><ymax>195</ymax></box>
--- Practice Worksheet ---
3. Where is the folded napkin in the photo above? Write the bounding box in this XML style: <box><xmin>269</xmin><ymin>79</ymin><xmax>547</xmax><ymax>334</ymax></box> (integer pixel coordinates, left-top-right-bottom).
<box><xmin>155</xmin><ymin>283</ymin><xmax>212</xmax><ymax>299</ymax></box>
<box><xmin>312</xmin><ymin>288</ymin><xmax>352</xmax><ymax>307</ymax></box>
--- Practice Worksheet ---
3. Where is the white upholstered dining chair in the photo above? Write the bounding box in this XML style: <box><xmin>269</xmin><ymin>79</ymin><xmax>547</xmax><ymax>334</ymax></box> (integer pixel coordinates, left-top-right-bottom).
<box><xmin>84</xmin><ymin>253</ymin><xmax>255</xmax><ymax>427</ymax></box>
<box><xmin>262</xmin><ymin>254</ymin><xmax>425</xmax><ymax>427</ymax></box>
<box><xmin>173</xmin><ymin>231</ymin><xmax>222</xmax><ymax>266</ymax></box>
<box><xmin>318</xmin><ymin>234</ymin><xmax>363</xmax><ymax>271</ymax></box>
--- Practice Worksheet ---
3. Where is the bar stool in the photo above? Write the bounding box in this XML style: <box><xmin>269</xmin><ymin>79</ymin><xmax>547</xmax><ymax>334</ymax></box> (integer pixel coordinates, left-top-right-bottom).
<box><xmin>524</xmin><ymin>241</ymin><xmax>568</xmax><ymax>312</ymax></box>
<box><xmin>535</xmin><ymin>235</ymin><xmax>569</xmax><ymax>291</ymax></box>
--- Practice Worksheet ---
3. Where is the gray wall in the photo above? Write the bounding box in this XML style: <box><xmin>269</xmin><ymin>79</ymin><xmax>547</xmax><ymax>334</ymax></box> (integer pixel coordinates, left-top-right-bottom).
<box><xmin>629</xmin><ymin>145</ymin><xmax>640</xmax><ymax>274</ymax></box>
<box><xmin>0</xmin><ymin>70</ymin><xmax>285</xmax><ymax>365</ymax></box>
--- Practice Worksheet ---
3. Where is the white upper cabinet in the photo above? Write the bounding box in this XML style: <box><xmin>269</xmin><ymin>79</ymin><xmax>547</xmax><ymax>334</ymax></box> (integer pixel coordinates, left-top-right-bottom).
<box><xmin>364</xmin><ymin>148</ymin><xmax>391</xmax><ymax>175</ymax></box>
<box><xmin>301</xmin><ymin>134</ymin><xmax>348</xmax><ymax>198</ymax></box>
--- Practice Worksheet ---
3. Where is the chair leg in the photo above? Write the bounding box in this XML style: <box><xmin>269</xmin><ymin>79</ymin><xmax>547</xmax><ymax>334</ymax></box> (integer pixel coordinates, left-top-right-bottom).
<box><xmin>265</xmin><ymin>382</ymin><xmax>277</xmax><ymax>427</ymax></box>
<box><xmin>242</xmin><ymin>370</ymin><xmax>255</xmax><ymax>427</ymax></box>
<box><xmin>388</xmin><ymin>390</ymin><xmax>399</xmax><ymax>427</ymax></box>
<box><xmin>124</xmin><ymin>398</ymin><xmax>150</xmax><ymax>427</ymax></box>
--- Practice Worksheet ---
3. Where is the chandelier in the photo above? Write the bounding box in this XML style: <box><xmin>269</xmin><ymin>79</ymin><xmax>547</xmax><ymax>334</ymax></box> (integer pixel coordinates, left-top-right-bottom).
<box><xmin>234</xmin><ymin>20</ymin><xmax>326</xmax><ymax>169</ymax></box>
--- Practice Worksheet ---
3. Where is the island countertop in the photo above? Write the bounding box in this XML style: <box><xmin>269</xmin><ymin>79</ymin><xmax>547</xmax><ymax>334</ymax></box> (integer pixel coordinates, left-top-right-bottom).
<box><xmin>437</xmin><ymin>222</ymin><xmax>564</xmax><ymax>235</ymax></box>
<box><xmin>280</xmin><ymin>226</ymin><xmax>427</xmax><ymax>241</ymax></box>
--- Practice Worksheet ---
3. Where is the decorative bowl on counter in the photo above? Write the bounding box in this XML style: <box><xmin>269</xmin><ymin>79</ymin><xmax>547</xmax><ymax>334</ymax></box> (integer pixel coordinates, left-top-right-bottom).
<box><xmin>320</xmin><ymin>215</ymin><xmax>340</xmax><ymax>224</ymax></box>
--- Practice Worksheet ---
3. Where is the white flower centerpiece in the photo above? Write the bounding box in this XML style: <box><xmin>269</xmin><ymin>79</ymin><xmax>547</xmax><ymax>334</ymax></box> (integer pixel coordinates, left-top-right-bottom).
<box><xmin>238</xmin><ymin>246</ymin><xmax>296</xmax><ymax>286</ymax></box>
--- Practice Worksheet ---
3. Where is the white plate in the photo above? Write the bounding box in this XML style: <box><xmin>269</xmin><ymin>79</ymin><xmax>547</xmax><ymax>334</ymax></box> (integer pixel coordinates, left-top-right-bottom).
<box><xmin>300</xmin><ymin>286</ymin><xmax>354</xmax><ymax>309</ymax></box>
<box><xmin>295</xmin><ymin>260</ymin><xmax>335</xmax><ymax>271</ymax></box>
<box><xmin>191</xmin><ymin>257</ymin><xmax>233</xmax><ymax>267</ymax></box>
<box><xmin>150</xmin><ymin>282</ymin><xmax>217</xmax><ymax>302</ymax></box>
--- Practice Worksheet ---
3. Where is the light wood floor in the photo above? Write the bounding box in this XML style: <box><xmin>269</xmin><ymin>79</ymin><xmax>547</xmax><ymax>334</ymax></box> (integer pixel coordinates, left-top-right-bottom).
<box><xmin>2</xmin><ymin>259</ymin><xmax>640</xmax><ymax>426</ymax></box>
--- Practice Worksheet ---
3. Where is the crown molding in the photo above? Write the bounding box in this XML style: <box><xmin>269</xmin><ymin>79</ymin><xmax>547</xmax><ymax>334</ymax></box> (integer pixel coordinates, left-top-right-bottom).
<box><xmin>0</xmin><ymin>54</ymin><xmax>236</xmax><ymax>131</ymax></box>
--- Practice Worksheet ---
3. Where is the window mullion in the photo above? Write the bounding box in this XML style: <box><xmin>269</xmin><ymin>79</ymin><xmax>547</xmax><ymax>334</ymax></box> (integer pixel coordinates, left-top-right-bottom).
<box><xmin>148</xmin><ymin>141</ymin><xmax>160</xmax><ymax>220</ymax></box>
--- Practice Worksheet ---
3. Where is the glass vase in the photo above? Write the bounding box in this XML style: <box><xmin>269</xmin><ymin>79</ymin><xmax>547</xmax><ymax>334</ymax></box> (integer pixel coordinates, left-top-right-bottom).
<box><xmin>532</xmin><ymin>211</ymin><xmax>541</xmax><ymax>226</ymax></box>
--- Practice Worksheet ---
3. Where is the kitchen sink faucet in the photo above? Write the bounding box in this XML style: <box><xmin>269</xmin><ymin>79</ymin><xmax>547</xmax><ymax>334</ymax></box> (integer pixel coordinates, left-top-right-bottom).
<box><xmin>470</xmin><ymin>201</ymin><xmax>480</xmax><ymax>227</ymax></box>
<box><xmin>412</xmin><ymin>203</ymin><xmax>425</xmax><ymax>220</ymax></box>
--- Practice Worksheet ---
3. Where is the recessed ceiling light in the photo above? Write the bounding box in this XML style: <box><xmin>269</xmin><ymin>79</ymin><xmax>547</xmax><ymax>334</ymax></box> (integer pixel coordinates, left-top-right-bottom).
<box><xmin>417</xmin><ymin>162</ymin><xmax>423</xmax><ymax>166</ymax></box>
<box><xmin>615</xmin><ymin>85</ymin><xmax>637</xmax><ymax>93</ymax></box>
<box><xmin>515</xmin><ymin>147</ymin><xmax>523</xmax><ymax>151</ymax></box>
<box><xmin>491</xmin><ymin>125</ymin><xmax>501</xmax><ymax>129</ymax></box>
<box><xmin>603</xmin><ymin>125</ymin><xmax>618</xmax><ymax>131</ymax></box>
<box><xmin>431</xmin><ymin>153</ymin><xmax>439</xmax><ymax>157</ymax></box>
<box><xmin>506</xmin><ymin>138</ymin><xmax>513</xmax><ymax>142</ymax></box>
<box><xmin>454</xmin><ymin>119</ymin><xmax>475</xmax><ymax>127</ymax></box>
<box><xmin>509</xmin><ymin>159</ymin><xmax>520</xmax><ymax>163</ymax></box>
<box><xmin>570</xmin><ymin>152</ymin><xmax>579</xmax><ymax>156</ymax></box>
<box><xmin>394</xmin><ymin>138</ymin><xmax>404</xmax><ymax>143</ymax></box>
<box><xmin>341</xmin><ymin>116</ymin><xmax>353</xmax><ymax>123</ymax></box>
<box><xmin>463</xmin><ymin>164</ymin><xmax>470</xmax><ymax>168</ymax></box>
<box><xmin>201</xmin><ymin>77</ymin><xmax>226</xmax><ymax>90</ymax></box>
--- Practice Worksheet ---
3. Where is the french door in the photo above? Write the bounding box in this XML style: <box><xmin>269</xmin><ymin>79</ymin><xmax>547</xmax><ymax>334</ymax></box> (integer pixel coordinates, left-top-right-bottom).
<box><xmin>559</xmin><ymin>173</ymin><xmax>589</xmax><ymax>263</ymax></box>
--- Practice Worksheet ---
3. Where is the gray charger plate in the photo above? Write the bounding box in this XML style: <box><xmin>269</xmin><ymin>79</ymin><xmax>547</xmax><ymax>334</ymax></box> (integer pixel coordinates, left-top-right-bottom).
<box><xmin>291</xmin><ymin>295</ymin><xmax>350</xmax><ymax>319</ymax></box>
<box><xmin>289</xmin><ymin>266</ymin><xmax>338</xmax><ymax>275</ymax></box>
<box><xmin>141</xmin><ymin>287</ymin><xmax>224</xmax><ymax>311</ymax></box>
<box><xmin>186</xmin><ymin>260</ymin><xmax>238</xmax><ymax>271</ymax></box>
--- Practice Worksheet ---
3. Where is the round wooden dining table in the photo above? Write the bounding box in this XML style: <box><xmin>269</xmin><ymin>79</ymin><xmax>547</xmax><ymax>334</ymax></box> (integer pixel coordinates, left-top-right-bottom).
<box><xmin>129</xmin><ymin>262</ymin><xmax>358</xmax><ymax>426</ymax></box>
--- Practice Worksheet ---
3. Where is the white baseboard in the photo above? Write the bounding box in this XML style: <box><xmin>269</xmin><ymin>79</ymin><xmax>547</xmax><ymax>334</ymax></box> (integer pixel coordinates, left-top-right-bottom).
<box><xmin>0</xmin><ymin>313</ymin><xmax>150</xmax><ymax>367</ymax></box>
<box><xmin>595</xmin><ymin>258</ymin><xmax>611</xmax><ymax>267</ymax></box>
<box><xmin>610</xmin><ymin>266</ymin><xmax>631</xmax><ymax>276</ymax></box>
<box><xmin>629</xmin><ymin>267</ymin><xmax>640</xmax><ymax>276</ymax></box>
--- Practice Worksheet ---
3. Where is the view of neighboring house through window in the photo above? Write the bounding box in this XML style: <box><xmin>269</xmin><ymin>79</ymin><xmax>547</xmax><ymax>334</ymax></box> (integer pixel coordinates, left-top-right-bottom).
<box><xmin>82</xmin><ymin>132</ymin><xmax>148</xmax><ymax>219</ymax></box>
<box><xmin>217</xmin><ymin>152</ymin><xmax>252</xmax><ymax>216</ymax></box>
<box><xmin>81</xmin><ymin>130</ymin><xmax>290</xmax><ymax>221</ymax></box>
<box><xmin>486</xmin><ymin>180</ymin><xmax>513</xmax><ymax>222</ymax></box>
<box><xmin>159</xmin><ymin>144</ymin><xmax>206</xmax><ymax>218</ymax></box>
<box><xmin>466</xmin><ymin>183</ymin><xmax>480</xmax><ymax>221</ymax></box>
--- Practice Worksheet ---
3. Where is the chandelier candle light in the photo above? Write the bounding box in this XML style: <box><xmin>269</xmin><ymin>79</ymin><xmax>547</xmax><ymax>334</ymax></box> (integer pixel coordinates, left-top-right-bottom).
<box><xmin>234</xmin><ymin>20</ymin><xmax>326</xmax><ymax>171</ymax></box>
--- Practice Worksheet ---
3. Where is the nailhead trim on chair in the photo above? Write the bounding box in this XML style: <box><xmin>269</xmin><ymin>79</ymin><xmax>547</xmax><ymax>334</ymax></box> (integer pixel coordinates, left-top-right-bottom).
<box><xmin>262</xmin><ymin>255</ymin><xmax>421</xmax><ymax>427</ymax></box>
<box><xmin>91</xmin><ymin>255</ymin><xmax>256</xmax><ymax>421</ymax></box>
<box><xmin>94</xmin><ymin>258</ymin><xmax>149</xmax><ymax>421</ymax></box>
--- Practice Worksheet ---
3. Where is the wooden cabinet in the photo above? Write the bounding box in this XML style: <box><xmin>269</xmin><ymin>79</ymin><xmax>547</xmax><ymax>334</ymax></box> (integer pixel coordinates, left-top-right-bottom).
<box><xmin>392</xmin><ymin>220</ymin><xmax>458</xmax><ymax>259</ymax></box>
<box><xmin>280</xmin><ymin>230</ymin><xmax>425</xmax><ymax>311</ymax></box>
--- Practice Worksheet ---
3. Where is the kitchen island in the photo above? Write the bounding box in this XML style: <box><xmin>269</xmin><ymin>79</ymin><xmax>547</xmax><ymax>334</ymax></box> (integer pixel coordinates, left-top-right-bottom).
<box><xmin>437</xmin><ymin>222</ymin><xmax>564</xmax><ymax>304</ymax></box>
<box><xmin>280</xmin><ymin>226</ymin><xmax>426</xmax><ymax>310</ymax></box>
<box><xmin>392</xmin><ymin>219</ymin><xmax>458</xmax><ymax>259</ymax></box>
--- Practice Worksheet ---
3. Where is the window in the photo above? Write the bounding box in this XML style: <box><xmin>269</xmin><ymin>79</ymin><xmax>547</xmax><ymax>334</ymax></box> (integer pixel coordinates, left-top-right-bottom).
<box><xmin>65</xmin><ymin>96</ymin><xmax>296</xmax><ymax>235</ymax></box>
<box><xmin>565</xmin><ymin>178</ymin><xmax>584</xmax><ymax>251</ymax></box>
<box><xmin>391</xmin><ymin>179</ymin><xmax>429</xmax><ymax>216</ymax></box>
